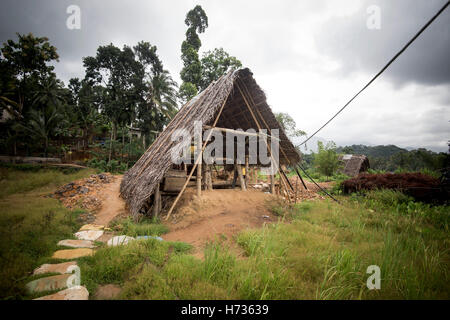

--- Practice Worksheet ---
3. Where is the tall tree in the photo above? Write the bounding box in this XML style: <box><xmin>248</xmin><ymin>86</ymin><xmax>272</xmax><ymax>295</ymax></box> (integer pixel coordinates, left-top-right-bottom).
<box><xmin>313</xmin><ymin>141</ymin><xmax>341</xmax><ymax>179</ymax></box>
<box><xmin>275</xmin><ymin>112</ymin><xmax>306</xmax><ymax>153</ymax></box>
<box><xmin>0</xmin><ymin>33</ymin><xmax>59</xmax><ymax>156</ymax></box>
<box><xmin>0</xmin><ymin>33</ymin><xmax>58</xmax><ymax>119</ymax></box>
<box><xmin>179</xmin><ymin>5</ymin><xmax>208</xmax><ymax>102</ymax></box>
<box><xmin>200</xmin><ymin>48</ymin><xmax>242</xmax><ymax>90</ymax></box>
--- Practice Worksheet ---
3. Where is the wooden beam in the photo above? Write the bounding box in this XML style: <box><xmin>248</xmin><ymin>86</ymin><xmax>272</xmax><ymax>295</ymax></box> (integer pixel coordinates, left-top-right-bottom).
<box><xmin>203</xmin><ymin>126</ymin><xmax>280</xmax><ymax>141</ymax></box>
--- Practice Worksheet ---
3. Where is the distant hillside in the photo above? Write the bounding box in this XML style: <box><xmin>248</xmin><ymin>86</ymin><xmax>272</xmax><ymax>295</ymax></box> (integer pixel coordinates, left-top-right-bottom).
<box><xmin>335</xmin><ymin>144</ymin><xmax>448</xmax><ymax>172</ymax></box>
<box><xmin>336</xmin><ymin>144</ymin><xmax>407</xmax><ymax>159</ymax></box>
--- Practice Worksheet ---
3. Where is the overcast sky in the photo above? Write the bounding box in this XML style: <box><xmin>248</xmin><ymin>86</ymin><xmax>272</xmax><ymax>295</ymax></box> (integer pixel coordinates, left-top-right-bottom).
<box><xmin>1</xmin><ymin>0</ymin><xmax>449</xmax><ymax>152</ymax></box>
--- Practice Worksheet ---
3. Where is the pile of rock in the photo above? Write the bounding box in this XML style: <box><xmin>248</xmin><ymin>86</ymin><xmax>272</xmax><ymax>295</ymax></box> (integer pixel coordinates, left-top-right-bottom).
<box><xmin>53</xmin><ymin>173</ymin><xmax>114</xmax><ymax>212</ymax></box>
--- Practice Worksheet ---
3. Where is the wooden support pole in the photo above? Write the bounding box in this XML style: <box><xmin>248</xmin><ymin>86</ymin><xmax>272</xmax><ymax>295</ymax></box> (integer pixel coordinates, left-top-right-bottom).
<box><xmin>197</xmin><ymin>160</ymin><xmax>202</xmax><ymax>197</ymax></box>
<box><xmin>294</xmin><ymin>178</ymin><xmax>298</xmax><ymax>204</ymax></box>
<box><xmin>245</xmin><ymin>155</ymin><xmax>249</xmax><ymax>185</ymax></box>
<box><xmin>281</xmin><ymin>165</ymin><xmax>294</xmax><ymax>191</ymax></box>
<box><xmin>237</xmin><ymin>164</ymin><xmax>246</xmax><ymax>191</ymax></box>
<box><xmin>205</xmin><ymin>164</ymin><xmax>213</xmax><ymax>190</ymax></box>
<box><xmin>209</xmin><ymin>169</ymin><xmax>213</xmax><ymax>190</ymax></box>
<box><xmin>152</xmin><ymin>183</ymin><xmax>161</xmax><ymax>219</ymax></box>
<box><xmin>255</xmin><ymin>167</ymin><xmax>258</xmax><ymax>183</ymax></box>
<box><xmin>294</xmin><ymin>167</ymin><xmax>308</xmax><ymax>190</ymax></box>
<box><xmin>270</xmin><ymin>174</ymin><xmax>275</xmax><ymax>194</ymax></box>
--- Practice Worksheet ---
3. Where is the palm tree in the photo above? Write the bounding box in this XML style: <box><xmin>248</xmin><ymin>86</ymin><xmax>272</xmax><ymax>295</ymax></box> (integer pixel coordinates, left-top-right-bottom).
<box><xmin>15</xmin><ymin>105</ymin><xmax>63</xmax><ymax>157</ymax></box>
<box><xmin>147</xmin><ymin>69</ymin><xmax>178</xmax><ymax>121</ymax></box>
<box><xmin>32</xmin><ymin>76</ymin><xmax>66</xmax><ymax>110</ymax></box>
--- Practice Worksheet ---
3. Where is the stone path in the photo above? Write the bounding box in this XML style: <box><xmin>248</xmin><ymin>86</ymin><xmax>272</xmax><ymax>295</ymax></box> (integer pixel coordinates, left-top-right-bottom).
<box><xmin>27</xmin><ymin>223</ymin><xmax>138</xmax><ymax>300</ymax></box>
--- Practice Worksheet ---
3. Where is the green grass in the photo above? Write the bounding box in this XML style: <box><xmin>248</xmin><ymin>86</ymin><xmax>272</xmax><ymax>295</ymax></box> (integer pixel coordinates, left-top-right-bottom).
<box><xmin>90</xmin><ymin>196</ymin><xmax>448</xmax><ymax>300</ymax></box>
<box><xmin>110</xmin><ymin>217</ymin><xmax>170</xmax><ymax>237</ymax></box>
<box><xmin>0</xmin><ymin>165</ymin><xmax>94</xmax><ymax>198</ymax></box>
<box><xmin>0</xmin><ymin>167</ymin><xmax>94</xmax><ymax>299</ymax></box>
<box><xmin>1</xmin><ymin>167</ymin><xmax>448</xmax><ymax>300</ymax></box>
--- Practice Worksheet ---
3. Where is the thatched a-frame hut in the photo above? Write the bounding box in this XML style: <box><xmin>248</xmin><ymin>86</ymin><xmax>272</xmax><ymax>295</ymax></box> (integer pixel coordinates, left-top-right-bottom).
<box><xmin>120</xmin><ymin>68</ymin><xmax>301</xmax><ymax>217</ymax></box>
<box><xmin>338</xmin><ymin>154</ymin><xmax>370</xmax><ymax>177</ymax></box>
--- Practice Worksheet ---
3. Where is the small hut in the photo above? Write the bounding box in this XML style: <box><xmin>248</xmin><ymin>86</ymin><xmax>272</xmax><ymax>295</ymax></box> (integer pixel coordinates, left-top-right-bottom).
<box><xmin>338</xmin><ymin>154</ymin><xmax>370</xmax><ymax>177</ymax></box>
<box><xmin>120</xmin><ymin>68</ymin><xmax>301</xmax><ymax>218</ymax></box>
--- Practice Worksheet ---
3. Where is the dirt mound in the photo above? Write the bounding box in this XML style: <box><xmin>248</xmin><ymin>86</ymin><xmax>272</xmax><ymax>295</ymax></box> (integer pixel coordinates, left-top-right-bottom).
<box><xmin>342</xmin><ymin>173</ymin><xmax>447</xmax><ymax>202</ymax></box>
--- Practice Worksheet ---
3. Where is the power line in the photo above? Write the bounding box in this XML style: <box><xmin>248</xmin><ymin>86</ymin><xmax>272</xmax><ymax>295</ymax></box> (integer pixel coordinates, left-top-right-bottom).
<box><xmin>299</xmin><ymin>1</ymin><xmax>449</xmax><ymax>147</ymax></box>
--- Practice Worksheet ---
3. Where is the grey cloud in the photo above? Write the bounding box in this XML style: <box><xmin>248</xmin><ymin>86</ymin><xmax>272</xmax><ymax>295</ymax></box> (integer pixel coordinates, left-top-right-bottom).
<box><xmin>314</xmin><ymin>0</ymin><xmax>450</xmax><ymax>86</ymax></box>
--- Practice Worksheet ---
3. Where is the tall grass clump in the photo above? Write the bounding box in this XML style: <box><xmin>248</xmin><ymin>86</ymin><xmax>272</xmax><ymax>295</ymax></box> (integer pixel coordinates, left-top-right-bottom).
<box><xmin>111</xmin><ymin>217</ymin><xmax>169</xmax><ymax>237</ymax></box>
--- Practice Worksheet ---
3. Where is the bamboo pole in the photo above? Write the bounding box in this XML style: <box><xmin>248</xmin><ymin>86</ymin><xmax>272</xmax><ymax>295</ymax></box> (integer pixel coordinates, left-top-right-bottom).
<box><xmin>245</xmin><ymin>155</ymin><xmax>249</xmax><ymax>186</ymax></box>
<box><xmin>270</xmin><ymin>174</ymin><xmax>275</xmax><ymax>194</ymax></box>
<box><xmin>165</xmin><ymin>93</ymin><xmax>231</xmax><ymax>220</ymax></box>
<box><xmin>197</xmin><ymin>161</ymin><xmax>202</xmax><ymax>197</ymax></box>
<box><xmin>237</xmin><ymin>164</ymin><xmax>246</xmax><ymax>191</ymax></box>
<box><xmin>152</xmin><ymin>183</ymin><xmax>161</xmax><ymax>219</ymax></box>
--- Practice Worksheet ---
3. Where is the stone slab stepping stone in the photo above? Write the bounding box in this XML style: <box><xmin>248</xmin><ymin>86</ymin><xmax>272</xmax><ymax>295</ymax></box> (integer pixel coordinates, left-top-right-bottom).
<box><xmin>79</xmin><ymin>224</ymin><xmax>104</xmax><ymax>231</ymax></box>
<box><xmin>52</xmin><ymin>248</ymin><xmax>94</xmax><ymax>259</ymax></box>
<box><xmin>107</xmin><ymin>235</ymin><xmax>135</xmax><ymax>247</ymax></box>
<box><xmin>96</xmin><ymin>232</ymin><xmax>114</xmax><ymax>243</ymax></box>
<box><xmin>58</xmin><ymin>239</ymin><xmax>95</xmax><ymax>248</ymax></box>
<box><xmin>26</xmin><ymin>274</ymin><xmax>72</xmax><ymax>293</ymax></box>
<box><xmin>74</xmin><ymin>230</ymin><xmax>104</xmax><ymax>241</ymax></box>
<box><xmin>33</xmin><ymin>261</ymin><xmax>77</xmax><ymax>275</ymax></box>
<box><xmin>34</xmin><ymin>286</ymin><xmax>89</xmax><ymax>300</ymax></box>
<box><xmin>136</xmin><ymin>235</ymin><xmax>163</xmax><ymax>241</ymax></box>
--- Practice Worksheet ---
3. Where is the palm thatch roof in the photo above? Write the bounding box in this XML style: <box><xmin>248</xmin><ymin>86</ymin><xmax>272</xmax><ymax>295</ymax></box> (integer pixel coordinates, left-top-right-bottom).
<box><xmin>120</xmin><ymin>68</ymin><xmax>301</xmax><ymax>215</ymax></box>
<box><xmin>339</xmin><ymin>154</ymin><xmax>370</xmax><ymax>177</ymax></box>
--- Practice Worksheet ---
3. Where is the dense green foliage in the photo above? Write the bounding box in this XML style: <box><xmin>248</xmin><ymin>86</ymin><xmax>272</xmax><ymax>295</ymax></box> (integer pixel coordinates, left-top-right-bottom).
<box><xmin>0</xmin><ymin>33</ymin><xmax>177</xmax><ymax>168</ymax></box>
<box><xmin>313</xmin><ymin>141</ymin><xmax>342</xmax><ymax>178</ymax></box>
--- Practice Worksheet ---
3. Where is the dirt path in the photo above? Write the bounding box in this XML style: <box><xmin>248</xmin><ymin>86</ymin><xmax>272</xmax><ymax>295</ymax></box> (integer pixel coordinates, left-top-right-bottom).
<box><xmin>94</xmin><ymin>175</ymin><xmax>126</xmax><ymax>226</ymax></box>
<box><xmin>161</xmin><ymin>189</ymin><xmax>278</xmax><ymax>258</ymax></box>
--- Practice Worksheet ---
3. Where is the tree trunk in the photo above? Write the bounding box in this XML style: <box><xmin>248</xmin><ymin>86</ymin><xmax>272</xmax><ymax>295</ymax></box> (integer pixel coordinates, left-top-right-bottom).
<box><xmin>108</xmin><ymin>126</ymin><xmax>113</xmax><ymax>162</ymax></box>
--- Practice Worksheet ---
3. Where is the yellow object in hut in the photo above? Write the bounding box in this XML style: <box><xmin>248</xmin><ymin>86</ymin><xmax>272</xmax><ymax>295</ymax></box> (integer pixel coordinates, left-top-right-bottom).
<box><xmin>242</xmin><ymin>167</ymin><xmax>246</xmax><ymax>175</ymax></box>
